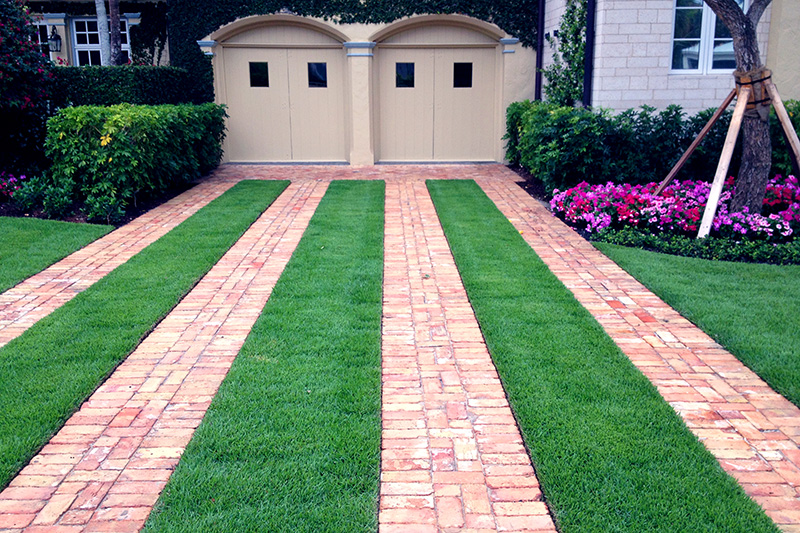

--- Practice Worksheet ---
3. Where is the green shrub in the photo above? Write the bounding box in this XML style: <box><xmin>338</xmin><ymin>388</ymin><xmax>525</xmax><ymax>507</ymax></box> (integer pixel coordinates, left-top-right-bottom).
<box><xmin>50</xmin><ymin>66</ymin><xmax>196</xmax><ymax>107</ymax></box>
<box><xmin>507</xmin><ymin>100</ymin><xmax>800</xmax><ymax>195</ymax></box>
<box><xmin>27</xmin><ymin>103</ymin><xmax>226</xmax><ymax>223</ymax></box>
<box><xmin>595</xmin><ymin>227</ymin><xmax>800</xmax><ymax>265</ymax></box>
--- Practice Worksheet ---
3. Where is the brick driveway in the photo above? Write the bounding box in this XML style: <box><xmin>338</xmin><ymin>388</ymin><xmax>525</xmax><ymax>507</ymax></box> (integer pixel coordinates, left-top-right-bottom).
<box><xmin>1</xmin><ymin>164</ymin><xmax>799</xmax><ymax>532</ymax></box>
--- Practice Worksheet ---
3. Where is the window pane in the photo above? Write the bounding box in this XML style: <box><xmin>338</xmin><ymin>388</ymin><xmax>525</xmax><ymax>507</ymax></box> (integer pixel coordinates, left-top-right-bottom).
<box><xmin>396</xmin><ymin>62</ymin><xmax>414</xmax><ymax>88</ymax></box>
<box><xmin>454</xmin><ymin>63</ymin><xmax>472</xmax><ymax>88</ymax></box>
<box><xmin>674</xmin><ymin>9</ymin><xmax>702</xmax><ymax>39</ymax></box>
<box><xmin>249</xmin><ymin>62</ymin><xmax>269</xmax><ymax>87</ymax></box>
<box><xmin>75</xmin><ymin>20</ymin><xmax>86</xmax><ymax>32</ymax></box>
<box><xmin>78</xmin><ymin>50</ymin><xmax>90</xmax><ymax>66</ymax></box>
<box><xmin>90</xmin><ymin>50</ymin><xmax>101</xmax><ymax>65</ymax></box>
<box><xmin>88</xmin><ymin>31</ymin><xmax>100</xmax><ymax>45</ymax></box>
<box><xmin>714</xmin><ymin>16</ymin><xmax>732</xmax><ymax>39</ymax></box>
<box><xmin>87</xmin><ymin>20</ymin><xmax>98</xmax><ymax>32</ymax></box>
<box><xmin>676</xmin><ymin>0</ymin><xmax>703</xmax><ymax>6</ymax></box>
<box><xmin>308</xmin><ymin>62</ymin><xmax>327</xmax><ymax>88</ymax></box>
<box><xmin>672</xmin><ymin>40</ymin><xmax>701</xmax><ymax>69</ymax></box>
<box><xmin>76</xmin><ymin>32</ymin><xmax>88</xmax><ymax>45</ymax></box>
<box><xmin>712</xmin><ymin>40</ymin><xmax>736</xmax><ymax>69</ymax></box>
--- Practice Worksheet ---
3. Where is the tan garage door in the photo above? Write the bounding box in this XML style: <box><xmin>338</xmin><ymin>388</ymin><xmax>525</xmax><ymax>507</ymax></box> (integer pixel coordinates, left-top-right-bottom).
<box><xmin>222</xmin><ymin>39</ymin><xmax>346</xmax><ymax>162</ymax></box>
<box><xmin>377</xmin><ymin>30</ymin><xmax>498</xmax><ymax>162</ymax></box>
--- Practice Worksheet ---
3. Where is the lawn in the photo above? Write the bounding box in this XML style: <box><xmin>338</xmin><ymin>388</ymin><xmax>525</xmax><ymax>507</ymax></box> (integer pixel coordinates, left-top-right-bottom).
<box><xmin>428</xmin><ymin>179</ymin><xmax>778</xmax><ymax>533</ymax></box>
<box><xmin>144</xmin><ymin>181</ymin><xmax>384</xmax><ymax>533</ymax></box>
<box><xmin>0</xmin><ymin>180</ymin><xmax>289</xmax><ymax>489</ymax></box>
<box><xmin>595</xmin><ymin>242</ymin><xmax>800</xmax><ymax>407</ymax></box>
<box><xmin>0</xmin><ymin>217</ymin><xmax>113</xmax><ymax>293</ymax></box>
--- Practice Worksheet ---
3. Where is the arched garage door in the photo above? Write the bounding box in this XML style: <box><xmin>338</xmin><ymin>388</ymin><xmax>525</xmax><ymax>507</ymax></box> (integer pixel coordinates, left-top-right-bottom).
<box><xmin>218</xmin><ymin>23</ymin><xmax>347</xmax><ymax>162</ymax></box>
<box><xmin>376</xmin><ymin>24</ymin><xmax>499</xmax><ymax>162</ymax></box>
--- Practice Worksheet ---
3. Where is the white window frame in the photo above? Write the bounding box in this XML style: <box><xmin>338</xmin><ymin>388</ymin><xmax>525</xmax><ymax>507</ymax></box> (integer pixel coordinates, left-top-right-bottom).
<box><xmin>670</xmin><ymin>0</ymin><xmax>746</xmax><ymax>75</ymax></box>
<box><xmin>71</xmin><ymin>16</ymin><xmax>132</xmax><ymax>66</ymax></box>
<box><xmin>32</xmin><ymin>21</ymin><xmax>51</xmax><ymax>56</ymax></box>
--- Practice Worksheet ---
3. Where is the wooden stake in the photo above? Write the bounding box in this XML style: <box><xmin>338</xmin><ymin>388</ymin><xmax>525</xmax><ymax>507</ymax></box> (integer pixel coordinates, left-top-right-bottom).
<box><xmin>655</xmin><ymin>89</ymin><xmax>737</xmax><ymax>196</ymax></box>
<box><xmin>764</xmin><ymin>79</ymin><xmax>800</xmax><ymax>172</ymax></box>
<box><xmin>697</xmin><ymin>85</ymin><xmax>751</xmax><ymax>239</ymax></box>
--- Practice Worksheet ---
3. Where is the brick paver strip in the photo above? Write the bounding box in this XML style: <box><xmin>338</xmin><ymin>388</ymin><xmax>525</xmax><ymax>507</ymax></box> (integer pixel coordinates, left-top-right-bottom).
<box><xmin>0</xmin><ymin>178</ymin><xmax>236</xmax><ymax>349</ymax></box>
<box><xmin>380</xmin><ymin>178</ymin><xmax>557</xmax><ymax>532</ymax></box>
<box><xmin>477</xmin><ymin>170</ymin><xmax>800</xmax><ymax>531</ymax></box>
<box><xmin>0</xmin><ymin>179</ymin><xmax>328</xmax><ymax>532</ymax></box>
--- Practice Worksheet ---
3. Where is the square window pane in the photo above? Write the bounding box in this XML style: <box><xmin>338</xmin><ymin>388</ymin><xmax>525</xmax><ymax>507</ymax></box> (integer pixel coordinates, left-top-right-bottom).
<box><xmin>712</xmin><ymin>40</ymin><xmax>736</xmax><ymax>69</ymax></box>
<box><xmin>396</xmin><ymin>62</ymin><xmax>414</xmax><ymax>88</ymax></box>
<box><xmin>87</xmin><ymin>20</ymin><xmax>98</xmax><ymax>32</ymax></box>
<box><xmin>249</xmin><ymin>62</ymin><xmax>269</xmax><ymax>87</ymax></box>
<box><xmin>88</xmin><ymin>32</ymin><xmax>100</xmax><ymax>45</ymax></box>
<box><xmin>672</xmin><ymin>40</ymin><xmax>701</xmax><ymax>69</ymax></box>
<box><xmin>308</xmin><ymin>62</ymin><xmax>327</xmax><ymax>88</ymax></box>
<box><xmin>75</xmin><ymin>20</ymin><xmax>86</xmax><ymax>32</ymax></box>
<box><xmin>78</xmin><ymin>50</ymin><xmax>90</xmax><ymax>66</ymax></box>
<box><xmin>76</xmin><ymin>32</ymin><xmax>88</xmax><ymax>45</ymax></box>
<box><xmin>454</xmin><ymin>62</ymin><xmax>472</xmax><ymax>88</ymax></box>
<box><xmin>674</xmin><ymin>9</ymin><xmax>702</xmax><ymax>39</ymax></box>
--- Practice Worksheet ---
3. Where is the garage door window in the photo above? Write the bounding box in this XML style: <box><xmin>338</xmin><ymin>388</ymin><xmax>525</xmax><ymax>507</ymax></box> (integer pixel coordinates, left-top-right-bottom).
<box><xmin>396</xmin><ymin>63</ymin><xmax>415</xmax><ymax>88</ymax></box>
<box><xmin>249</xmin><ymin>62</ymin><xmax>269</xmax><ymax>87</ymax></box>
<box><xmin>308</xmin><ymin>63</ymin><xmax>327</xmax><ymax>88</ymax></box>
<box><xmin>454</xmin><ymin>63</ymin><xmax>473</xmax><ymax>88</ymax></box>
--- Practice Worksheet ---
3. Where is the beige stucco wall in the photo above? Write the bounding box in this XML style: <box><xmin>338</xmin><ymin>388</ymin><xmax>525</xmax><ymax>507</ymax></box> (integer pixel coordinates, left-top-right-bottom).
<box><xmin>203</xmin><ymin>14</ymin><xmax>537</xmax><ymax>165</ymax></box>
<box><xmin>767</xmin><ymin>0</ymin><xmax>800</xmax><ymax>102</ymax></box>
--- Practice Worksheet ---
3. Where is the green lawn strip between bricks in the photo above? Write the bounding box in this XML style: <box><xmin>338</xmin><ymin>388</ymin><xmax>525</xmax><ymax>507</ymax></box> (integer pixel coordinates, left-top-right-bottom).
<box><xmin>0</xmin><ymin>180</ymin><xmax>289</xmax><ymax>489</ymax></box>
<box><xmin>595</xmin><ymin>242</ymin><xmax>800</xmax><ymax>408</ymax></box>
<box><xmin>144</xmin><ymin>181</ymin><xmax>384</xmax><ymax>533</ymax></box>
<box><xmin>427</xmin><ymin>180</ymin><xmax>778</xmax><ymax>533</ymax></box>
<box><xmin>0</xmin><ymin>217</ymin><xmax>113</xmax><ymax>293</ymax></box>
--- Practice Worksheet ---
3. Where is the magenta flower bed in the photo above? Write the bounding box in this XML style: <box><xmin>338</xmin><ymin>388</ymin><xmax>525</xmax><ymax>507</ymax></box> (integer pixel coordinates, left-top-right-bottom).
<box><xmin>0</xmin><ymin>172</ymin><xmax>26</xmax><ymax>202</ymax></box>
<box><xmin>551</xmin><ymin>175</ymin><xmax>800</xmax><ymax>242</ymax></box>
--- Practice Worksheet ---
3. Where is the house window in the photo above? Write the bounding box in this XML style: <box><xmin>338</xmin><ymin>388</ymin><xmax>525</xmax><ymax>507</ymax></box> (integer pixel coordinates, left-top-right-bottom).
<box><xmin>671</xmin><ymin>0</ymin><xmax>745</xmax><ymax>73</ymax></box>
<box><xmin>33</xmin><ymin>23</ymin><xmax>50</xmax><ymax>55</ymax></box>
<box><xmin>72</xmin><ymin>18</ymin><xmax>131</xmax><ymax>66</ymax></box>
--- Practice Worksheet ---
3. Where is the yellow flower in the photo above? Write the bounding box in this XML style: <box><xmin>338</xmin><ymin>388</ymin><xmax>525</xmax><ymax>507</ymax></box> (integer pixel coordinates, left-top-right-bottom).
<box><xmin>100</xmin><ymin>134</ymin><xmax>112</xmax><ymax>146</ymax></box>
<box><xmin>108</xmin><ymin>157</ymin><xmax>113</xmax><ymax>163</ymax></box>
<box><xmin>59</xmin><ymin>132</ymin><xmax>64</xmax><ymax>140</ymax></box>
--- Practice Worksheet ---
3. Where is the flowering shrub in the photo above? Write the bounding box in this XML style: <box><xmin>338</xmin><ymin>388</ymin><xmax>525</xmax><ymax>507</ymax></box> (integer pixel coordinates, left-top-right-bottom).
<box><xmin>551</xmin><ymin>175</ymin><xmax>799</xmax><ymax>243</ymax></box>
<box><xmin>0</xmin><ymin>172</ymin><xmax>25</xmax><ymax>201</ymax></box>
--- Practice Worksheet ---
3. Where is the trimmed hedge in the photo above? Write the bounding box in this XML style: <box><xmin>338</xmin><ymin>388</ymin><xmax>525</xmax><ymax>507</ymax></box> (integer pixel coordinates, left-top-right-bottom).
<box><xmin>50</xmin><ymin>66</ymin><xmax>196</xmax><ymax>107</ymax></box>
<box><xmin>506</xmin><ymin>99</ymin><xmax>800</xmax><ymax>195</ymax></box>
<box><xmin>18</xmin><ymin>103</ymin><xmax>226</xmax><ymax>223</ymax></box>
<box><xmin>594</xmin><ymin>227</ymin><xmax>800</xmax><ymax>265</ymax></box>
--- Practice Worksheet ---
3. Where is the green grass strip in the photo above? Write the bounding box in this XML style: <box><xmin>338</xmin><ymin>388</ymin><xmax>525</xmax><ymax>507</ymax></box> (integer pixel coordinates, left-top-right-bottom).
<box><xmin>427</xmin><ymin>180</ymin><xmax>777</xmax><ymax>533</ymax></box>
<box><xmin>144</xmin><ymin>180</ymin><xmax>384</xmax><ymax>533</ymax></box>
<box><xmin>595</xmin><ymin>243</ymin><xmax>800</xmax><ymax>408</ymax></box>
<box><xmin>0</xmin><ymin>217</ymin><xmax>112</xmax><ymax>293</ymax></box>
<box><xmin>0</xmin><ymin>180</ymin><xmax>289</xmax><ymax>488</ymax></box>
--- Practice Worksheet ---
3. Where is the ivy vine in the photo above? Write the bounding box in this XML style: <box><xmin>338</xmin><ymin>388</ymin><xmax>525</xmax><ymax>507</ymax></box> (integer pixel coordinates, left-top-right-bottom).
<box><xmin>542</xmin><ymin>0</ymin><xmax>586</xmax><ymax>107</ymax></box>
<box><xmin>167</xmin><ymin>0</ymin><xmax>539</xmax><ymax>102</ymax></box>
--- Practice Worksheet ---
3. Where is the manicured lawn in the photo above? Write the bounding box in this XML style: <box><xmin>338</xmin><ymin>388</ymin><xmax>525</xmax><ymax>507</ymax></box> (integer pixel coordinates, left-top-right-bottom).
<box><xmin>0</xmin><ymin>180</ymin><xmax>289</xmax><ymax>489</ymax></box>
<box><xmin>428</xmin><ymin>180</ymin><xmax>777</xmax><ymax>532</ymax></box>
<box><xmin>0</xmin><ymin>217</ymin><xmax>113</xmax><ymax>293</ymax></box>
<box><xmin>144</xmin><ymin>181</ymin><xmax>384</xmax><ymax>533</ymax></box>
<box><xmin>595</xmin><ymin>242</ymin><xmax>800</xmax><ymax>407</ymax></box>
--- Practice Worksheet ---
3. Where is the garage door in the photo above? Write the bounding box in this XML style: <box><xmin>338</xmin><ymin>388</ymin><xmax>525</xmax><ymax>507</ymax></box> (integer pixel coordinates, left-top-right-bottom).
<box><xmin>377</xmin><ymin>27</ymin><xmax>498</xmax><ymax>162</ymax></box>
<box><xmin>221</xmin><ymin>28</ymin><xmax>346</xmax><ymax>162</ymax></box>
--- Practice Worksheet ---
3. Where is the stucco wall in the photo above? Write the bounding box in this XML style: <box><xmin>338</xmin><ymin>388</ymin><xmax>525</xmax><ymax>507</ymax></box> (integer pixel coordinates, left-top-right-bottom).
<box><xmin>767</xmin><ymin>0</ymin><xmax>800</xmax><ymax>102</ymax></box>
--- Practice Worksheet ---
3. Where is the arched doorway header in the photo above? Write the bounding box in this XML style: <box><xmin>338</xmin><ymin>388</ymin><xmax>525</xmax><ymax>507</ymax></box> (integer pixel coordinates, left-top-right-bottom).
<box><xmin>369</xmin><ymin>14</ymin><xmax>507</xmax><ymax>43</ymax></box>
<box><xmin>204</xmin><ymin>14</ymin><xmax>349</xmax><ymax>44</ymax></box>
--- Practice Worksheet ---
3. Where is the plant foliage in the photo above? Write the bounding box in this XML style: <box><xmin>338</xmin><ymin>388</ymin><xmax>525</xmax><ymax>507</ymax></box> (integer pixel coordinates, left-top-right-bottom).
<box><xmin>542</xmin><ymin>0</ymin><xmax>586</xmax><ymax>106</ymax></box>
<box><xmin>168</xmin><ymin>0</ymin><xmax>539</xmax><ymax>102</ymax></box>
<box><xmin>19</xmin><ymin>103</ymin><xmax>226</xmax><ymax>223</ymax></box>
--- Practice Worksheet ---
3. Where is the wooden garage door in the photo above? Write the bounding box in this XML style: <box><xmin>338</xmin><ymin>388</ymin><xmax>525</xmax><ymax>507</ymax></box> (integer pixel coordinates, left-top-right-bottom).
<box><xmin>377</xmin><ymin>40</ymin><xmax>497</xmax><ymax>161</ymax></box>
<box><xmin>222</xmin><ymin>44</ymin><xmax>346</xmax><ymax>162</ymax></box>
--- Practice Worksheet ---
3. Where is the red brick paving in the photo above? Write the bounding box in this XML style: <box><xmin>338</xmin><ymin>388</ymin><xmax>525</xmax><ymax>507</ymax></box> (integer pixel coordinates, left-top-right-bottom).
<box><xmin>0</xmin><ymin>178</ymin><xmax>237</xmax><ymax>349</ymax></box>
<box><xmin>4</xmin><ymin>163</ymin><xmax>800</xmax><ymax>532</ymax></box>
<box><xmin>0</xmin><ymin>177</ymin><xmax>328</xmax><ymax>532</ymax></box>
<box><xmin>478</xmin><ymin>170</ymin><xmax>800</xmax><ymax>532</ymax></box>
<box><xmin>380</xmin><ymin>177</ymin><xmax>556</xmax><ymax>532</ymax></box>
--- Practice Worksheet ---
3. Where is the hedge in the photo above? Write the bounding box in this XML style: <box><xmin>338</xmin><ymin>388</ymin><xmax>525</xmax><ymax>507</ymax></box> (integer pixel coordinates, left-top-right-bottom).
<box><xmin>167</xmin><ymin>0</ymin><xmax>539</xmax><ymax>103</ymax></box>
<box><xmin>17</xmin><ymin>103</ymin><xmax>226</xmax><ymax>223</ymax></box>
<box><xmin>50</xmin><ymin>66</ymin><xmax>196</xmax><ymax>107</ymax></box>
<box><xmin>506</xmin><ymin>99</ymin><xmax>800</xmax><ymax>195</ymax></box>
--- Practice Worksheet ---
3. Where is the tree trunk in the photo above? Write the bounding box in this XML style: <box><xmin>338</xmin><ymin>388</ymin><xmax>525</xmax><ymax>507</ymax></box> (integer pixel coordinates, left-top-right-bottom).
<box><xmin>108</xmin><ymin>0</ymin><xmax>122</xmax><ymax>65</ymax></box>
<box><xmin>704</xmin><ymin>0</ymin><xmax>773</xmax><ymax>214</ymax></box>
<box><xmin>94</xmin><ymin>0</ymin><xmax>110</xmax><ymax>66</ymax></box>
